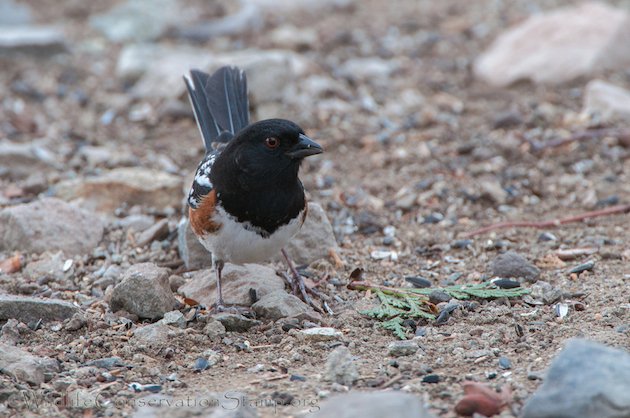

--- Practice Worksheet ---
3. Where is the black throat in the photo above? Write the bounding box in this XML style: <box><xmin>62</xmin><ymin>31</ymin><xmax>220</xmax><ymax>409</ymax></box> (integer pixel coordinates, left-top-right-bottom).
<box><xmin>211</xmin><ymin>152</ymin><xmax>306</xmax><ymax>237</ymax></box>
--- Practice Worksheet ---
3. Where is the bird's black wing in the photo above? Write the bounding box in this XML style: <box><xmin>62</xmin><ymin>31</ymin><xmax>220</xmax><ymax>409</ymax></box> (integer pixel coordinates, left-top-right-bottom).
<box><xmin>184</xmin><ymin>66</ymin><xmax>250</xmax><ymax>152</ymax></box>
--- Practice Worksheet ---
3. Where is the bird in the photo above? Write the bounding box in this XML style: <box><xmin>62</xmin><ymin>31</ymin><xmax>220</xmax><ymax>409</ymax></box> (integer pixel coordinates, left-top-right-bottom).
<box><xmin>183</xmin><ymin>66</ymin><xmax>323</xmax><ymax>313</ymax></box>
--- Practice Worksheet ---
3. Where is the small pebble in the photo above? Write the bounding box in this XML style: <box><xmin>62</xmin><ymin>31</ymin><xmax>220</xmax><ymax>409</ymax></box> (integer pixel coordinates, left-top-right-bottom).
<box><xmin>422</xmin><ymin>374</ymin><xmax>440</xmax><ymax>383</ymax></box>
<box><xmin>387</xmin><ymin>340</ymin><xmax>418</xmax><ymax>357</ymax></box>
<box><xmin>428</xmin><ymin>290</ymin><xmax>451</xmax><ymax>304</ymax></box>
<box><xmin>452</xmin><ymin>239</ymin><xmax>473</xmax><ymax>249</ymax></box>
<box><xmin>290</xmin><ymin>374</ymin><xmax>306</xmax><ymax>382</ymax></box>
<box><xmin>405</xmin><ymin>276</ymin><xmax>432</xmax><ymax>288</ymax></box>
<box><xmin>422</xmin><ymin>212</ymin><xmax>444</xmax><ymax>224</ymax></box>
<box><xmin>498</xmin><ymin>357</ymin><xmax>512</xmax><ymax>370</ymax></box>
<box><xmin>569</xmin><ymin>261</ymin><xmax>595</xmax><ymax>274</ymax></box>
<box><xmin>492</xmin><ymin>279</ymin><xmax>521</xmax><ymax>289</ymax></box>
<box><xmin>538</xmin><ymin>232</ymin><xmax>557</xmax><ymax>242</ymax></box>
<box><xmin>415</xmin><ymin>327</ymin><xmax>427</xmax><ymax>337</ymax></box>
<box><xmin>193</xmin><ymin>357</ymin><xmax>209</xmax><ymax>372</ymax></box>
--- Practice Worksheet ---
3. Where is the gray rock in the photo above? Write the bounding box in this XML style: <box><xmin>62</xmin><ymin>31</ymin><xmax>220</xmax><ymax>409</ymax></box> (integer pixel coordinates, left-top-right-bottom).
<box><xmin>325</xmin><ymin>346</ymin><xmax>358</xmax><ymax>386</ymax></box>
<box><xmin>299</xmin><ymin>327</ymin><xmax>343</xmax><ymax>342</ymax></box>
<box><xmin>530</xmin><ymin>281</ymin><xmax>563</xmax><ymax>305</ymax></box>
<box><xmin>0</xmin><ymin>0</ymin><xmax>32</xmax><ymax>25</ymax></box>
<box><xmin>54</xmin><ymin>167</ymin><xmax>182</xmax><ymax>213</ymax></box>
<box><xmin>213</xmin><ymin>313</ymin><xmax>261</xmax><ymax>332</ymax></box>
<box><xmin>179</xmin><ymin>264</ymin><xmax>284</xmax><ymax>307</ymax></box>
<box><xmin>276</xmin><ymin>202</ymin><xmax>339</xmax><ymax>265</ymax></box>
<box><xmin>110</xmin><ymin>263</ymin><xmax>178</xmax><ymax>320</ymax></box>
<box><xmin>23</xmin><ymin>252</ymin><xmax>70</xmax><ymax>282</ymax></box>
<box><xmin>64</xmin><ymin>313</ymin><xmax>87</xmax><ymax>331</ymax></box>
<box><xmin>0</xmin><ymin>295</ymin><xmax>78</xmax><ymax>323</ymax></box>
<box><xmin>522</xmin><ymin>339</ymin><xmax>630</xmax><ymax>418</ymax></box>
<box><xmin>491</xmin><ymin>251</ymin><xmax>540</xmax><ymax>282</ymax></box>
<box><xmin>339</xmin><ymin>57</ymin><xmax>400</xmax><ymax>81</ymax></box>
<box><xmin>582</xmin><ymin>79</ymin><xmax>630</xmax><ymax>123</ymax></box>
<box><xmin>0</xmin><ymin>198</ymin><xmax>105</xmax><ymax>256</ymax></box>
<box><xmin>0</xmin><ymin>318</ymin><xmax>21</xmax><ymax>343</ymax></box>
<box><xmin>177</xmin><ymin>218</ymin><xmax>213</xmax><ymax>270</ymax></box>
<box><xmin>117</xmin><ymin>214</ymin><xmax>156</xmax><ymax>231</ymax></box>
<box><xmin>204</xmin><ymin>320</ymin><xmax>226</xmax><ymax>341</ymax></box>
<box><xmin>137</xmin><ymin>219</ymin><xmax>170</xmax><ymax>247</ymax></box>
<box><xmin>0</xmin><ymin>25</ymin><xmax>67</xmax><ymax>56</ymax></box>
<box><xmin>159</xmin><ymin>310</ymin><xmax>186</xmax><ymax>328</ymax></box>
<box><xmin>388</xmin><ymin>340</ymin><xmax>419</xmax><ymax>357</ymax></box>
<box><xmin>474</xmin><ymin>3</ymin><xmax>630</xmax><ymax>86</ymax></box>
<box><xmin>252</xmin><ymin>290</ymin><xmax>321</xmax><ymax>322</ymax></box>
<box><xmin>116</xmin><ymin>44</ymin><xmax>309</xmax><ymax>104</ymax></box>
<box><xmin>89</xmin><ymin>0</ymin><xmax>189</xmax><ymax>42</ymax></box>
<box><xmin>0</xmin><ymin>140</ymin><xmax>58</xmax><ymax>179</ymax></box>
<box><xmin>0</xmin><ymin>342</ymin><xmax>59</xmax><ymax>385</ymax></box>
<box><xmin>312</xmin><ymin>391</ymin><xmax>436</xmax><ymax>418</ymax></box>
<box><xmin>133</xmin><ymin>322</ymin><xmax>184</xmax><ymax>346</ymax></box>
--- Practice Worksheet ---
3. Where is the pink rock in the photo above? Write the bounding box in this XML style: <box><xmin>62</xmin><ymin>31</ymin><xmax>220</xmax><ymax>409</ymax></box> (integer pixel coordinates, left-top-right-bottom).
<box><xmin>475</xmin><ymin>2</ymin><xmax>630</xmax><ymax>86</ymax></box>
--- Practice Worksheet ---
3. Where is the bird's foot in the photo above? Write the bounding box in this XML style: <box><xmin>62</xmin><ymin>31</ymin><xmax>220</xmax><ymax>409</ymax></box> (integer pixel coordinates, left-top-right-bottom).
<box><xmin>281</xmin><ymin>271</ymin><xmax>333</xmax><ymax>315</ymax></box>
<box><xmin>213</xmin><ymin>301</ymin><xmax>255</xmax><ymax>317</ymax></box>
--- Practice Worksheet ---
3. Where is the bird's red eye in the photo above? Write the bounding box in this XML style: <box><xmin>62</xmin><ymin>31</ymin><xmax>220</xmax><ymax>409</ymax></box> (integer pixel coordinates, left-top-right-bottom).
<box><xmin>265</xmin><ymin>137</ymin><xmax>280</xmax><ymax>149</ymax></box>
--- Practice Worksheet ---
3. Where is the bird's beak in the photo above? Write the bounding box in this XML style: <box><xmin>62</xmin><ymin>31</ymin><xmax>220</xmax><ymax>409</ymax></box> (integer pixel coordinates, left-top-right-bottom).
<box><xmin>286</xmin><ymin>134</ymin><xmax>323</xmax><ymax>159</ymax></box>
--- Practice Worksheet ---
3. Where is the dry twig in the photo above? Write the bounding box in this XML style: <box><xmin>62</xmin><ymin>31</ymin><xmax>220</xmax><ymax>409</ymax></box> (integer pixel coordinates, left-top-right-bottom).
<box><xmin>464</xmin><ymin>204</ymin><xmax>630</xmax><ymax>237</ymax></box>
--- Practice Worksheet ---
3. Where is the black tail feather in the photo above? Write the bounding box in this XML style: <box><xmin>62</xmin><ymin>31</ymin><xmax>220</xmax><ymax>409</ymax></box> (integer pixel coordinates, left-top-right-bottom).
<box><xmin>184</xmin><ymin>66</ymin><xmax>249</xmax><ymax>152</ymax></box>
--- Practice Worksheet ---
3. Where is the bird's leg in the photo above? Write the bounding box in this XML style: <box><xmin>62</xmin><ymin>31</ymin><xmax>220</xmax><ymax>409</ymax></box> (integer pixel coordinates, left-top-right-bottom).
<box><xmin>281</xmin><ymin>248</ymin><xmax>319</xmax><ymax>311</ymax></box>
<box><xmin>212</xmin><ymin>259</ymin><xmax>253</xmax><ymax>316</ymax></box>
<box><xmin>214</xmin><ymin>258</ymin><xmax>226</xmax><ymax>309</ymax></box>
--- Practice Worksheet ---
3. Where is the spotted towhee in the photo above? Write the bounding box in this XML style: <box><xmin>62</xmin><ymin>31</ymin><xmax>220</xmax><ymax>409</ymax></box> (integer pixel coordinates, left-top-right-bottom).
<box><xmin>183</xmin><ymin>66</ymin><xmax>323</xmax><ymax>312</ymax></box>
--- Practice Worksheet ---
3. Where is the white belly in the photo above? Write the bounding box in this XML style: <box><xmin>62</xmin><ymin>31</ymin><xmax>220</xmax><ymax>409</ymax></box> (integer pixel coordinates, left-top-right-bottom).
<box><xmin>197</xmin><ymin>205</ymin><xmax>303</xmax><ymax>264</ymax></box>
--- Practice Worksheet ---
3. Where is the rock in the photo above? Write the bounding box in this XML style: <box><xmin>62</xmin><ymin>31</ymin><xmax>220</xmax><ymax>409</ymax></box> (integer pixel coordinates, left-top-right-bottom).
<box><xmin>490</xmin><ymin>251</ymin><xmax>540</xmax><ymax>282</ymax></box>
<box><xmin>203</xmin><ymin>320</ymin><xmax>226</xmax><ymax>341</ymax></box>
<box><xmin>0</xmin><ymin>318</ymin><xmax>21</xmax><ymax>343</ymax></box>
<box><xmin>478</xmin><ymin>178</ymin><xmax>508</xmax><ymax>205</ymax></box>
<box><xmin>276</xmin><ymin>202</ymin><xmax>339</xmax><ymax>265</ymax></box>
<box><xmin>213</xmin><ymin>313</ymin><xmax>261</xmax><ymax>332</ymax></box>
<box><xmin>177</xmin><ymin>218</ymin><xmax>213</xmax><ymax>269</ymax></box>
<box><xmin>116</xmin><ymin>44</ymin><xmax>309</xmax><ymax>103</ymax></box>
<box><xmin>89</xmin><ymin>0</ymin><xmax>190</xmax><ymax>42</ymax></box>
<box><xmin>252</xmin><ymin>290</ymin><xmax>321</xmax><ymax>322</ymax></box>
<box><xmin>23</xmin><ymin>252</ymin><xmax>70</xmax><ymax>282</ymax></box>
<box><xmin>159</xmin><ymin>310</ymin><xmax>186</xmax><ymax>328</ymax></box>
<box><xmin>179</xmin><ymin>264</ymin><xmax>284</xmax><ymax>307</ymax></box>
<box><xmin>64</xmin><ymin>313</ymin><xmax>87</xmax><ymax>331</ymax></box>
<box><xmin>133</xmin><ymin>322</ymin><xmax>183</xmax><ymax>345</ymax></box>
<box><xmin>0</xmin><ymin>140</ymin><xmax>59</xmax><ymax>179</ymax></box>
<box><xmin>388</xmin><ymin>340</ymin><xmax>419</xmax><ymax>357</ymax></box>
<box><xmin>110</xmin><ymin>263</ymin><xmax>178</xmax><ymax>320</ymax></box>
<box><xmin>269</xmin><ymin>24</ymin><xmax>317</xmax><ymax>50</ymax></box>
<box><xmin>0</xmin><ymin>198</ymin><xmax>105</xmax><ymax>256</ymax></box>
<box><xmin>137</xmin><ymin>219</ymin><xmax>170</xmax><ymax>247</ymax></box>
<box><xmin>0</xmin><ymin>0</ymin><xmax>32</xmax><ymax>25</ymax></box>
<box><xmin>54</xmin><ymin>167</ymin><xmax>182</xmax><ymax>213</ymax></box>
<box><xmin>325</xmin><ymin>346</ymin><xmax>358</xmax><ymax>386</ymax></box>
<box><xmin>0</xmin><ymin>295</ymin><xmax>78</xmax><ymax>323</ymax></box>
<box><xmin>0</xmin><ymin>25</ymin><xmax>67</xmax><ymax>56</ymax></box>
<box><xmin>0</xmin><ymin>343</ymin><xmax>59</xmax><ymax>385</ymax></box>
<box><xmin>474</xmin><ymin>2</ymin><xmax>630</xmax><ymax>86</ymax></box>
<box><xmin>522</xmin><ymin>339</ymin><xmax>630</xmax><ymax>418</ymax></box>
<box><xmin>339</xmin><ymin>57</ymin><xmax>400</xmax><ymax>81</ymax></box>
<box><xmin>530</xmin><ymin>281</ymin><xmax>563</xmax><ymax>305</ymax></box>
<box><xmin>299</xmin><ymin>327</ymin><xmax>343</xmax><ymax>342</ymax></box>
<box><xmin>312</xmin><ymin>391</ymin><xmax>436</xmax><ymax>418</ymax></box>
<box><xmin>116</xmin><ymin>214</ymin><xmax>156</xmax><ymax>232</ymax></box>
<box><xmin>582</xmin><ymin>79</ymin><xmax>630</xmax><ymax>123</ymax></box>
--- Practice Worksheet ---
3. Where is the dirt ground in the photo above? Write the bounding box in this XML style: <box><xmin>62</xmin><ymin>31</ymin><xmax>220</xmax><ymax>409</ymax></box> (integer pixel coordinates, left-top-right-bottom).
<box><xmin>1</xmin><ymin>0</ymin><xmax>629</xmax><ymax>417</ymax></box>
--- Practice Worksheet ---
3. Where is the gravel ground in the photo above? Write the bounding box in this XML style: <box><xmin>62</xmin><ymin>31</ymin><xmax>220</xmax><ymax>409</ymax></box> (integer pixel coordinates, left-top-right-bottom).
<box><xmin>0</xmin><ymin>0</ymin><xmax>629</xmax><ymax>417</ymax></box>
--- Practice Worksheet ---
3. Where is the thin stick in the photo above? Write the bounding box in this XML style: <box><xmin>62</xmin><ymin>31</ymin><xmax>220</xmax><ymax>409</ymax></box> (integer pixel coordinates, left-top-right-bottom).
<box><xmin>463</xmin><ymin>204</ymin><xmax>630</xmax><ymax>238</ymax></box>
<box><xmin>249</xmin><ymin>373</ymin><xmax>290</xmax><ymax>385</ymax></box>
